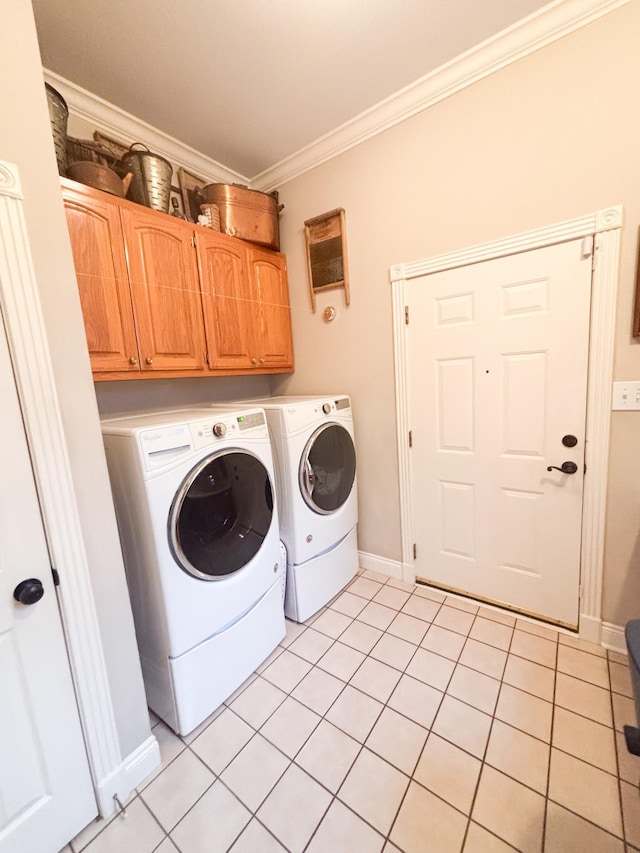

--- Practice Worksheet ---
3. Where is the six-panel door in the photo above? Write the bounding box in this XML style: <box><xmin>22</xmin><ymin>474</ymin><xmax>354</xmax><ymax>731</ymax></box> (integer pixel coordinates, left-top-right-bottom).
<box><xmin>407</xmin><ymin>239</ymin><xmax>592</xmax><ymax>627</ymax></box>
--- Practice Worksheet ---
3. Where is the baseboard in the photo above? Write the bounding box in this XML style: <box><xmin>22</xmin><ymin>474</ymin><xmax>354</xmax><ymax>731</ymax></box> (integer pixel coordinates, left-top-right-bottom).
<box><xmin>94</xmin><ymin>734</ymin><xmax>160</xmax><ymax>817</ymax></box>
<box><xmin>601</xmin><ymin>621</ymin><xmax>627</xmax><ymax>654</ymax></box>
<box><xmin>358</xmin><ymin>550</ymin><xmax>403</xmax><ymax>580</ymax></box>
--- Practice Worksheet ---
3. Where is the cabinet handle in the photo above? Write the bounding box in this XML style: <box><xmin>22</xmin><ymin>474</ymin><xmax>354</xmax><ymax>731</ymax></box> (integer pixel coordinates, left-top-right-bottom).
<box><xmin>129</xmin><ymin>356</ymin><xmax>138</xmax><ymax>365</ymax></box>
<box><xmin>259</xmin><ymin>358</ymin><xmax>265</xmax><ymax>364</ymax></box>
<box><xmin>250</xmin><ymin>357</ymin><xmax>258</xmax><ymax>365</ymax></box>
<box><xmin>145</xmin><ymin>357</ymin><xmax>153</xmax><ymax>365</ymax></box>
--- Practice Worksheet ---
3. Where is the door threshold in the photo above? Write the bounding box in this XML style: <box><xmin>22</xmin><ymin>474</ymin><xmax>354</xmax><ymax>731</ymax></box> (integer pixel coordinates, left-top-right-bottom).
<box><xmin>415</xmin><ymin>577</ymin><xmax>578</xmax><ymax>633</ymax></box>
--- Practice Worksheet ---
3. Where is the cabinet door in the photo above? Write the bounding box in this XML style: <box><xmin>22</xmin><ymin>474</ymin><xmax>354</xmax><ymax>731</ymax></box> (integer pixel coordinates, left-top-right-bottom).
<box><xmin>248</xmin><ymin>247</ymin><xmax>294</xmax><ymax>369</ymax></box>
<box><xmin>63</xmin><ymin>188</ymin><xmax>140</xmax><ymax>372</ymax></box>
<box><xmin>121</xmin><ymin>208</ymin><xmax>206</xmax><ymax>372</ymax></box>
<box><xmin>195</xmin><ymin>229</ymin><xmax>255</xmax><ymax>370</ymax></box>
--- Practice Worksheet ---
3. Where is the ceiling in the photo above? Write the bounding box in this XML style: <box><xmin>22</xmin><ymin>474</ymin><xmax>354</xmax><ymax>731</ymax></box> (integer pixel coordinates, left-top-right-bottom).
<box><xmin>32</xmin><ymin>0</ymin><xmax>552</xmax><ymax>179</ymax></box>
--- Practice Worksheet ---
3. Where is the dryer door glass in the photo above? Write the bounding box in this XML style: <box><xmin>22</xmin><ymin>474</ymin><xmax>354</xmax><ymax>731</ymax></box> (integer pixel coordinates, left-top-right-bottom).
<box><xmin>299</xmin><ymin>424</ymin><xmax>356</xmax><ymax>515</ymax></box>
<box><xmin>169</xmin><ymin>450</ymin><xmax>274</xmax><ymax>579</ymax></box>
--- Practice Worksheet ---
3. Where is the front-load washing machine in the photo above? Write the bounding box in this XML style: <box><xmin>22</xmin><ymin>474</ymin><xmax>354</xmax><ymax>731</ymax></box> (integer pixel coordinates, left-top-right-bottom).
<box><xmin>101</xmin><ymin>407</ymin><xmax>285</xmax><ymax>735</ymax></box>
<box><xmin>214</xmin><ymin>396</ymin><xmax>359</xmax><ymax>622</ymax></box>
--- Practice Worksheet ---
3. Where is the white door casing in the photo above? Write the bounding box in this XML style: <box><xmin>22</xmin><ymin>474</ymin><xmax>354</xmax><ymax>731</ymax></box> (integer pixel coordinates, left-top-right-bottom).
<box><xmin>0</xmin><ymin>308</ymin><xmax>96</xmax><ymax>852</ymax></box>
<box><xmin>0</xmin><ymin>160</ymin><xmax>140</xmax><ymax>823</ymax></box>
<box><xmin>391</xmin><ymin>207</ymin><xmax>621</xmax><ymax>640</ymax></box>
<box><xmin>407</xmin><ymin>240</ymin><xmax>592</xmax><ymax>626</ymax></box>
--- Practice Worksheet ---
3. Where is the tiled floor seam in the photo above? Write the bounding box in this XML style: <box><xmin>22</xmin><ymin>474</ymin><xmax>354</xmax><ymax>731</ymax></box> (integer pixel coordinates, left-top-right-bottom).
<box><xmin>75</xmin><ymin>582</ymin><xmax>635</xmax><ymax>853</ymax></box>
<box><xmin>609</xmin><ymin>653</ymin><xmax>629</xmax><ymax>849</ymax></box>
<box><xmin>540</xmin><ymin>632</ymin><xmax>559</xmax><ymax>851</ymax></box>
<box><xmin>460</xmin><ymin>617</ymin><xmax>518</xmax><ymax>850</ymax></box>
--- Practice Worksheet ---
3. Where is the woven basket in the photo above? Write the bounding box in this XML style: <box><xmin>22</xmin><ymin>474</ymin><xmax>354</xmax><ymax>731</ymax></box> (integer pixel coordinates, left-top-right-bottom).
<box><xmin>66</xmin><ymin>136</ymin><xmax>119</xmax><ymax>169</ymax></box>
<box><xmin>45</xmin><ymin>84</ymin><xmax>68</xmax><ymax>175</ymax></box>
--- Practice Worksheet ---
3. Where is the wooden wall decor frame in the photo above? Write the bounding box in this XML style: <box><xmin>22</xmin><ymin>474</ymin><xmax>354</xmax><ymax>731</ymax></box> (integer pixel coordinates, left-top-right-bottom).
<box><xmin>304</xmin><ymin>208</ymin><xmax>350</xmax><ymax>311</ymax></box>
<box><xmin>633</xmin><ymin>226</ymin><xmax>640</xmax><ymax>336</ymax></box>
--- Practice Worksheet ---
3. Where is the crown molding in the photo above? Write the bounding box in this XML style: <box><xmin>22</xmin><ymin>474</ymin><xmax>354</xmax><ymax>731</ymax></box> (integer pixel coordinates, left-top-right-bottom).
<box><xmin>251</xmin><ymin>0</ymin><xmax>631</xmax><ymax>192</ymax></box>
<box><xmin>42</xmin><ymin>69</ymin><xmax>248</xmax><ymax>186</ymax></box>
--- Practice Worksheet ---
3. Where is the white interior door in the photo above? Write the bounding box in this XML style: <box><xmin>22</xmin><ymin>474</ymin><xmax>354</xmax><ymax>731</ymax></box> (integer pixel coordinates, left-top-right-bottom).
<box><xmin>407</xmin><ymin>238</ymin><xmax>592</xmax><ymax>627</ymax></box>
<box><xmin>0</xmin><ymin>315</ymin><xmax>96</xmax><ymax>853</ymax></box>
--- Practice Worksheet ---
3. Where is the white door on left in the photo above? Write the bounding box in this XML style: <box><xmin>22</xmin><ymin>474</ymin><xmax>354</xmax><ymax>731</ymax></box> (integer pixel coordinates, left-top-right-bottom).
<box><xmin>0</xmin><ymin>315</ymin><xmax>96</xmax><ymax>853</ymax></box>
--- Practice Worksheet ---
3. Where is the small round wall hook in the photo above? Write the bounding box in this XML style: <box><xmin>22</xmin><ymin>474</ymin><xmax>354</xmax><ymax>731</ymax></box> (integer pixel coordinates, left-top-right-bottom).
<box><xmin>323</xmin><ymin>306</ymin><xmax>337</xmax><ymax>322</ymax></box>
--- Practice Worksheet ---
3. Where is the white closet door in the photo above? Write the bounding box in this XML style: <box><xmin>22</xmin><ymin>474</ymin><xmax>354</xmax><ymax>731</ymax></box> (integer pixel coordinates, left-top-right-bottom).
<box><xmin>0</xmin><ymin>315</ymin><xmax>96</xmax><ymax>853</ymax></box>
<box><xmin>408</xmin><ymin>238</ymin><xmax>592</xmax><ymax>626</ymax></box>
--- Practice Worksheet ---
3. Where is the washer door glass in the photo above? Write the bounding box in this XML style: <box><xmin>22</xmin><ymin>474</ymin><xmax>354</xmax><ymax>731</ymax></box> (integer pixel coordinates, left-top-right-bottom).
<box><xmin>299</xmin><ymin>424</ymin><xmax>356</xmax><ymax>514</ymax></box>
<box><xmin>169</xmin><ymin>450</ymin><xmax>274</xmax><ymax>579</ymax></box>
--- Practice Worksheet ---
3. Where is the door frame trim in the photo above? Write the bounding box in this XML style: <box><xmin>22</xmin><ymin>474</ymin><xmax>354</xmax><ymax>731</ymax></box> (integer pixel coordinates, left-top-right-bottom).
<box><xmin>0</xmin><ymin>160</ymin><xmax>126</xmax><ymax>816</ymax></box>
<box><xmin>390</xmin><ymin>206</ymin><xmax>622</xmax><ymax>641</ymax></box>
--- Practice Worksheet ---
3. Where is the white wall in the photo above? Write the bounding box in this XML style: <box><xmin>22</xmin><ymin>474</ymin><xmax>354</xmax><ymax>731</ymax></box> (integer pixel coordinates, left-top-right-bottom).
<box><xmin>2</xmin><ymin>0</ymin><xmax>150</xmax><ymax>757</ymax></box>
<box><xmin>273</xmin><ymin>1</ymin><xmax>640</xmax><ymax>628</ymax></box>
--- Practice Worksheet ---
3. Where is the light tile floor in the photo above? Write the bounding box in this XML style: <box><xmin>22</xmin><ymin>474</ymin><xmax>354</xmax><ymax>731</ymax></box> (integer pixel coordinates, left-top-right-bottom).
<box><xmin>66</xmin><ymin>571</ymin><xmax>640</xmax><ymax>853</ymax></box>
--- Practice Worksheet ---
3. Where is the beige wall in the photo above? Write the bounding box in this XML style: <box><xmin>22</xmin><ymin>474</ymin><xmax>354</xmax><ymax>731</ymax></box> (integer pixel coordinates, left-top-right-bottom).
<box><xmin>2</xmin><ymin>0</ymin><xmax>150</xmax><ymax>757</ymax></box>
<box><xmin>273</xmin><ymin>1</ymin><xmax>640</xmax><ymax>627</ymax></box>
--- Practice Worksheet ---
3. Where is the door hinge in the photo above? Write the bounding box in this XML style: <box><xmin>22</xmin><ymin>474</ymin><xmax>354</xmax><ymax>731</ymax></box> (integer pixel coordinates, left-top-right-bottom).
<box><xmin>405</xmin><ymin>306</ymin><xmax>409</xmax><ymax>325</ymax></box>
<box><xmin>191</xmin><ymin>235</ymin><xmax>195</xmax><ymax>248</ymax></box>
<box><xmin>51</xmin><ymin>567</ymin><xmax>60</xmax><ymax>587</ymax></box>
<box><xmin>409</xmin><ymin>430</ymin><xmax>413</xmax><ymax>447</ymax></box>
<box><xmin>581</xmin><ymin>235</ymin><xmax>593</xmax><ymax>258</ymax></box>
<box><xmin>204</xmin><ymin>352</ymin><xmax>209</xmax><ymax>365</ymax></box>
<box><xmin>412</xmin><ymin>543</ymin><xmax>417</xmax><ymax>560</ymax></box>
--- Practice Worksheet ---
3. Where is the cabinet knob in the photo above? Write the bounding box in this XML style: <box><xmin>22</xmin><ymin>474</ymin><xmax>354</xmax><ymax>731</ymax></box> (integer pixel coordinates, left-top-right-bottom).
<box><xmin>129</xmin><ymin>355</ymin><xmax>138</xmax><ymax>365</ymax></box>
<box><xmin>251</xmin><ymin>358</ymin><xmax>258</xmax><ymax>365</ymax></box>
<box><xmin>145</xmin><ymin>357</ymin><xmax>153</xmax><ymax>365</ymax></box>
<box><xmin>259</xmin><ymin>358</ymin><xmax>265</xmax><ymax>364</ymax></box>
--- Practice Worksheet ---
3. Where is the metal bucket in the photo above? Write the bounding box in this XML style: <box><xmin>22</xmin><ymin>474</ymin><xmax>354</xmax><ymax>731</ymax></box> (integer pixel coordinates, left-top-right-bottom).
<box><xmin>45</xmin><ymin>83</ymin><xmax>69</xmax><ymax>176</ymax></box>
<box><xmin>119</xmin><ymin>144</ymin><xmax>173</xmax><ymax>213</ymax></box>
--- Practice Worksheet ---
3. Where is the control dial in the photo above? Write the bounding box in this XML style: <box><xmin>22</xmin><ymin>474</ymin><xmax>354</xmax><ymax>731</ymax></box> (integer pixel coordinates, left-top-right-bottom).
<box><xmin>213</xmin><ymin>422</ymin><xmax>227</xmax><ymax>437</ymax></box>
<box><xmin>322</xmin><ymin>403</ymin><xmax>331</xmax><ymax>414</ymax></box>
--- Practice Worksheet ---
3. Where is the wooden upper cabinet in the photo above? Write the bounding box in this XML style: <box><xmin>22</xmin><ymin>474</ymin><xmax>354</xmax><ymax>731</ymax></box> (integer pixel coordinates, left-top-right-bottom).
<box><xmin>247</xmin><ymin>247</ymin><xmax>294</xmax><ymax>370</ymax></box>
<box><xmin>60</xmin><ymin>178</ymin><xmax>293</xmax><ymax>380</ymax></box>
<box><xmin>195</xmin><ymin>229</ymin><xmax>254</xmax><ymax>370</ymax></box>
<box><xmin>120</xmin><ymin>207</ymin><xmax>206</xmax><ymax>372</ymax></box>
<box><xmin>63</xmin><ymin>185</ymin><xmax>140</xmax><ymax>373</ymax></box>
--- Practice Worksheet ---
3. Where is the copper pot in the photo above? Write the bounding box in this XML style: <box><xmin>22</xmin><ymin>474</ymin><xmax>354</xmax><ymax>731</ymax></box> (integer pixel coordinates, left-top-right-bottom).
<box><xmin>67</xmin><ymin>161</ymin><xmax>133</xmax><ymax>198</ymax></box>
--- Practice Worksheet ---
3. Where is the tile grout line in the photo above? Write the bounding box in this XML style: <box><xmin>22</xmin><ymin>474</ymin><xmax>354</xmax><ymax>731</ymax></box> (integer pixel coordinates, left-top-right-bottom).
<box><xmin>378</xmin><ymin>595</ymin><xmax>451</xmax><ymax>849</ymax></box>
<box><xmin>88</xmin><ymin>574</ymin><xmax>628</xmax><ymax>853</ymax></box>
<box><xmin>608</xmin><ymin>652</ymin><xmax>629</xmax><ymax>849</ymax></box>
<box><xmin>459</xmin><ymin>608</ymin><xmax>518</xmax><ymax>850</ymax></box>
<box><xmin>540</xmin><ymin>631</ymin><xmax>559</xmax><ymax>852</ymax></box>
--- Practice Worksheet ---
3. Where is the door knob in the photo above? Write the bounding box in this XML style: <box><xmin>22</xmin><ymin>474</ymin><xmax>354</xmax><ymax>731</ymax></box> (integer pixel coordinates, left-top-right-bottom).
<box><xmin>13</xmin><ymin>578</ymin><xmax>45</xmax><ymax>605</ymax></box>
<box><xmin>547</xmin><ymin>461</ymin><xmax>578</xmax><ymax>474</ymax></box>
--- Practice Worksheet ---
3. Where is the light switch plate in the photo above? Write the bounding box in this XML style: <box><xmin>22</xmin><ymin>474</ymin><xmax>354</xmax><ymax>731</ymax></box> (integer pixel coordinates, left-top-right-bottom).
<box><xmin>612</xmin><ymin>381</ymin><xmax>640</xmax><ymax>410</ymax></box>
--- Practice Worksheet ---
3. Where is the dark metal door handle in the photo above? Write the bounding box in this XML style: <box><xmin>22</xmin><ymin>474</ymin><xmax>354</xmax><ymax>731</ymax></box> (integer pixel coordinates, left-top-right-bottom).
<box><xmin>546</xmin><ymin>461</ymin><xmax>578</xmax><ymax>474</ymax></box>
<box><xmin>13</xmin><ymin>578</ymin><xmax>45</xmax><ymax>605</ymax></box>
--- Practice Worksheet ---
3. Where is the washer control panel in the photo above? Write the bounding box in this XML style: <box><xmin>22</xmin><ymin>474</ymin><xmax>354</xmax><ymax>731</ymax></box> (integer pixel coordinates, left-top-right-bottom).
<box><xmin>190</xmin><ymin>409</ymin><xmax>266</xmax><ymax>450</ymax></box>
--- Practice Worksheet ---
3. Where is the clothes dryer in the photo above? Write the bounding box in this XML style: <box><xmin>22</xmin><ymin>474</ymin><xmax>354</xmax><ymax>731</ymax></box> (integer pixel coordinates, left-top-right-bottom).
<box><xmin>215</xmin><ymin>396</ymin><xmax>359</xmax><ymax>622</ymax></box>
<box><xmin>101</xmin><ymin>407</ymin><xmax>284</xmax><ymax>735</ymax></box>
